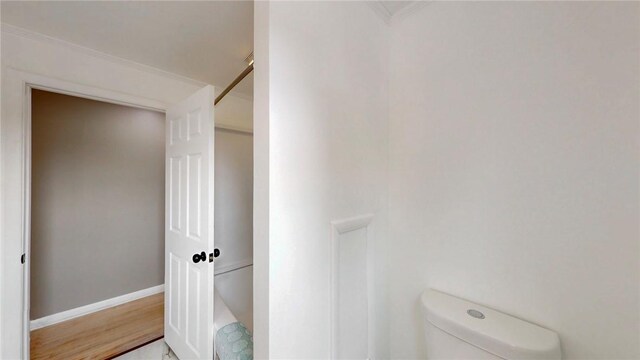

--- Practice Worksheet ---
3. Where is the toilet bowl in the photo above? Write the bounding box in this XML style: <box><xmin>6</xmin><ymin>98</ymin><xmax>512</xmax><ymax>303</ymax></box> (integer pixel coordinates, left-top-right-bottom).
<box><xmin>421</xmin><ymin>289</ymin><xmax>561</xmax><ymax>360</ymax></box>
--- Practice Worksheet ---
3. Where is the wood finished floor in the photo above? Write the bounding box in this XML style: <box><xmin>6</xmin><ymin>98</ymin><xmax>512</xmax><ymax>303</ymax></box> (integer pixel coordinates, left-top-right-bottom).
<box><xmin>30</xmin><ymin>293</ymin><xmax>164</xmax><ymax>360</ymax></box>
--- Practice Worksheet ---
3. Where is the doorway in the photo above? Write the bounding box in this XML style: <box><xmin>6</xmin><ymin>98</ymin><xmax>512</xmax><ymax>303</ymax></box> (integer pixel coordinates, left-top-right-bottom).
<box><xmin>29</xmin><ymin>89</ymin><xmax>167</xmax><ymax>359</ymax></box>
<box><xmin>24</xmin><ymin>83</ymin><xmax>254</xmax><ymax>360</ymax></box>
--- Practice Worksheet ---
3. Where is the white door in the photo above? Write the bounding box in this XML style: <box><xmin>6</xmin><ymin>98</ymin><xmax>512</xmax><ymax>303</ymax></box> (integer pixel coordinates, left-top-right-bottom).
<box><xmin>165</xmin><ymin>86</ymin><xmax>215</xmax><ymax>360</ymax></box>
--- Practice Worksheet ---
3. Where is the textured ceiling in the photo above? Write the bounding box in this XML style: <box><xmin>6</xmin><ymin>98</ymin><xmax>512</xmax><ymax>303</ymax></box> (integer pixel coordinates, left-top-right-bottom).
<box><xmin>1</xmin><ymin>1</ymin><xmax>254</xmax><ymax>96</ymax></box>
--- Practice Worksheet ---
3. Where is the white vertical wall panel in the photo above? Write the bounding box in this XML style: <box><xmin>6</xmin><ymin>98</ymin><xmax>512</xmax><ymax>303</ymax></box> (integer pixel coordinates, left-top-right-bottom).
<box><xmin>331</xmin><ymin>214</ymin><xmax>374</xmax><ymax>360</ymax></box>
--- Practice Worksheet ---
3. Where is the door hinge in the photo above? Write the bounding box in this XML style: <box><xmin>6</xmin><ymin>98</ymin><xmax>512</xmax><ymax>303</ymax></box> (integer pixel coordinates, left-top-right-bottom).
<box><xmin>21</xmin><ymin>253</ymin><xmax>25</xmax><ymax>264</ymax></box>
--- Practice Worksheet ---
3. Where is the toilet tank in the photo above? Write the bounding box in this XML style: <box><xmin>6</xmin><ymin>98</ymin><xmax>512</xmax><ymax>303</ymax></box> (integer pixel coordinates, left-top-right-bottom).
<box><xmin>421</xmin><ymin>290</ymin><xmax>561</xmax><ymax>360</ymax></box>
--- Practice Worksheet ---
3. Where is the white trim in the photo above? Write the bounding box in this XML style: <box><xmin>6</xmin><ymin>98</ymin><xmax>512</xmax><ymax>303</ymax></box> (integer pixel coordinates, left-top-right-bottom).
<box><xmin>1</xmin><ymin>23</ymin><xmax>207</xmax><ymax>89</ymax></box>
<box><xmin>11</xmin><ymin>68</ymin><xmax>177</xmax><ymax>358</ymax></box>
<box><xmin>332</xmin><ymin>213</ymin><xmax>374</xmax><ymax>234</ymax></box>
<box><xmin>329</xmin><ymin>213</ymin><xmax>375</xmax><ymax>360</ymax></box>
<box><xmin>21</xmin><ymin>77</ymin><xmax>33</xmax><ymax>358</ymax></box>
<box><xmin>1</xmin><ymin>23</ymin><xmax>254</xmax><ymax>101</ymax></box>
<box><xmin>13</xmin><ymin>68</ymin><xmax>170</xmax><ymax>112</ymax></box>
<box><xmin>30</xmin><ymin>285</ymin><xmax>164</xmax><ymax>330</ymax></box>
<box><xmin>215</xmin><ymin>124</ymin><xmax>254</xmax><ymax>135</ymax></box>
<box><xmin>215</xmin><ymin>257</ymin><xmax>254</xmax><ymax>276</ymax></box>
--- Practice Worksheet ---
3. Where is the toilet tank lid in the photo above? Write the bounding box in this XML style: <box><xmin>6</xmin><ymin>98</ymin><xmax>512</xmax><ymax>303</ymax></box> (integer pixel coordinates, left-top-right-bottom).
<box><xmin>421</xmin><ymin>289</ymin><xmax>561</xmax><ymax>360</ymax></box>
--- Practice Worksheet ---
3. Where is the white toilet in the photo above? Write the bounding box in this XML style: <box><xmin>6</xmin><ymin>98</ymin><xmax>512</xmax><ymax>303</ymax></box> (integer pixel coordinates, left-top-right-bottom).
<box><xmin>421</xmin><ymin>289</ymin><xmax>562</xmax><ymax>360</ymax></box>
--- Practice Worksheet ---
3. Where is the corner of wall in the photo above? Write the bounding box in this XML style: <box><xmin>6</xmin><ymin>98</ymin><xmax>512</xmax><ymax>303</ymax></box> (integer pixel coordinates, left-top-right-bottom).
<box><xmin>252</xmin><ymin>1</ymin><xmax>270</xmax><ymax>358</ymax></box>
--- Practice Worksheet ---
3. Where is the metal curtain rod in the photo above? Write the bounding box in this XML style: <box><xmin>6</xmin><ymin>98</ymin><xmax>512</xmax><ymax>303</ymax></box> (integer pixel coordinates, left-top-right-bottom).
<box><xmin>214</xmin><ymin>60</ymin><xmax>254</xmax><ymax>106</ymax></box>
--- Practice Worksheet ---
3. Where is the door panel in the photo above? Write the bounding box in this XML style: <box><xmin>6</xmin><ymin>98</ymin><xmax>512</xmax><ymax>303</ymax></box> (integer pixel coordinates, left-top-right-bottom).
<box><xmin>165</xmin><ymin>86</ymin><xmax>215</xmax><ymax>360</ymax></box>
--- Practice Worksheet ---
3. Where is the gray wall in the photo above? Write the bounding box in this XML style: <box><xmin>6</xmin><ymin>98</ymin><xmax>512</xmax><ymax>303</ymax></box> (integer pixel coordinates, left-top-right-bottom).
<box><xmin>30</xmin><ymin>89</ymin><xmax>165</xmax><ymax>319</ymax></box>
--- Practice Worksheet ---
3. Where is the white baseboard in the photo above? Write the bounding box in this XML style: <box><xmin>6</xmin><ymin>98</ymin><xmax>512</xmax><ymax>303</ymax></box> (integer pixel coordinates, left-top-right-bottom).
<box><xmin>30</xmin><ymin>284</ymin><xmax>164</xmax><ymax>330</ymax></box>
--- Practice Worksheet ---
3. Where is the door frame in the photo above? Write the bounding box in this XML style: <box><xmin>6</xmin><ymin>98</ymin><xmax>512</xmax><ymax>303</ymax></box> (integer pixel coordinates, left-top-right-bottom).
<box><xmin>10</xmin><ymin>68</ymin><xmax>169</xmax><ymax>359</ymax></box>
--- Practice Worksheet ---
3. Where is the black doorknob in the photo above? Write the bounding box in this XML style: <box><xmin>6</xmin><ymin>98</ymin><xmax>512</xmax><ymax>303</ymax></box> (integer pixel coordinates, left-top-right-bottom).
<box><xmin>192</xmin><ymin>251</ymin><xmax>206</xmax><ymax>263</ymax></box>
<box><xmin>208</xmin><ymin>248</ymin><xmax>220</xmax><ymax>263</ymax></box>
<box><xmin>194</xmin><ymin>249</ymin><xmax>220</xmax><ymax>263</ymax></box>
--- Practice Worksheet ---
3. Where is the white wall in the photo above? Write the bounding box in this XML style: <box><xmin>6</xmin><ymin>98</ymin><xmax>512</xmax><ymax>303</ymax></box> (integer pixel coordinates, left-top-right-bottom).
<box><xmin>252</xmin><ymin>2</ymin><xmax>270</xmax><ymax>357</ymax></box>
<box><xmin>388</xmin><ymin>2</ymin><xmax>639</xmax><ymax>359</ymax></box>
<box><xmin>216</xmin><ymin>94</ymin><xmax>253</xmax><ymax>133</ymax></box>
<box><xmin>215</xmin><ymin>129</ymin><xmax>253</xmax><ymax>272</ymax></box>
<box><xmin>0</xmin><ymin>24</ymin><xmax>206</xmax><ymax>359</ymax></box>
<box><xmin>214</xmin><ymin>128</ymin><xmax>254</xmax><ymax>332</ymax></box>
<box><xmin>216</xmin><ymin>266</ymin><xmax>254</xmax><ymax>333</ymax></box>
<box><xmin>254</xmin><ymin>2</ymin><xmax>389</xmax><ymax>358</ymax></box>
